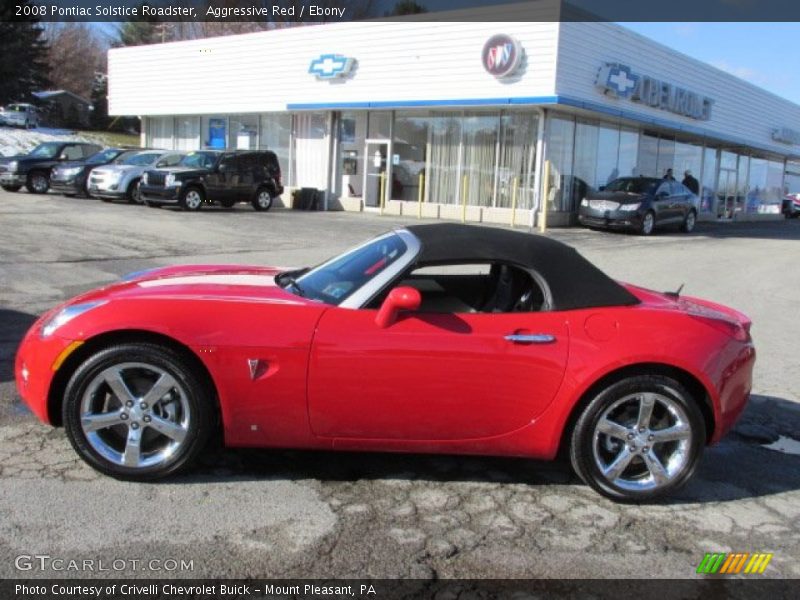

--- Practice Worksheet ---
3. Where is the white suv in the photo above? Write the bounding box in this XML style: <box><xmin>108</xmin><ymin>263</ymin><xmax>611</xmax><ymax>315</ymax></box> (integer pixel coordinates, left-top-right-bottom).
<box><xmin>0</xmin><ymin>103</ymin><xmax>39</xmax><ymax>129</ymax></box>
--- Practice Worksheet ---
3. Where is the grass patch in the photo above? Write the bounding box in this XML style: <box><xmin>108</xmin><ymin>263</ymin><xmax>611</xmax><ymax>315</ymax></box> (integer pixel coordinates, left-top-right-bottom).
<box><xmin>77</xmin><ymin>130</ymin><xmax>141</xmax><ymax>148</ymax></box>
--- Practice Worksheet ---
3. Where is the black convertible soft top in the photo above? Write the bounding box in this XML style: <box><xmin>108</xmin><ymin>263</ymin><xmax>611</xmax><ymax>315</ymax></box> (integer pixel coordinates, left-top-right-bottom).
<box><xmin>405</xmin><ymin>223</ymin><xmax>639</xmax><ymax>311</ymax></box>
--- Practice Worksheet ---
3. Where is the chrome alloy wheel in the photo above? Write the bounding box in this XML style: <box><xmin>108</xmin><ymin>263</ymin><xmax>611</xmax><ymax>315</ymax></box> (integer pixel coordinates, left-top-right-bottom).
<box><xmin>184</xmin><ymin>189</ymin><xmax>202</xmax><ymax>210</ymax></box>
<box><xmin>257</xmin><ymin>190</ymin><xmax>272</xmax><ymax>209</ymax></box>
<box><xmin>79</xmin><ymin>362</ymin><xmax>190</xmax><ymax>469</ymax></box>
<box><xmin>31</xmin><ymin>173</ymin><xmax>48</xmax><ymax>193</ymax></box>
<box><xmin>642</xmin><ymin>212</ymin><xmax>655</xmax><ymax>235</ymax></box>
<box><xmin>591</xmin><ymin>392</ymin><xmax>692</xmax><ymax>492</ymax></box>
<box><xmin>685</xmin><ymin>211</ymin><xmax>696</xmax><ymax>232</ymax></box>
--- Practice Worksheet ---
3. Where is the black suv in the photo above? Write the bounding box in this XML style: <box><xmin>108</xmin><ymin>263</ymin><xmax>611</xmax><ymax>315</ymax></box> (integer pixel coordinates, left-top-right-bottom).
<box><xmin>0</xmin><ymin>141</ymin><xmax>102</xmax><ymax>193</ymax></box>
<box><xmin>578</xmin><ymin>177</ymin><xmax>698</xmax><ymax>235</ymax></box>
<box><xmin>140</xmin><ymin>150</ymin><xmax>283</xmax><ymax>211</ymax></box>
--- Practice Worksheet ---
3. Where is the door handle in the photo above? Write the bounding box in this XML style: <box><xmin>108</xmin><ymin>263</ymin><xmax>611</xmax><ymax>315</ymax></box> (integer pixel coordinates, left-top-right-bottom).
<box><xmin>504</xmin><ymin>333</ymin><xmax>556</xmax><ymax>344</ymax></box>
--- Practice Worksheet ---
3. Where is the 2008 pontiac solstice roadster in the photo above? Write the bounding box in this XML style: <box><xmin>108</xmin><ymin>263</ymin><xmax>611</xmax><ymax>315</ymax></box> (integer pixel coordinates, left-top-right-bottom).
<box><xmin>15</xmin><ymin>224</ymin><xmax>755</xmax><ymax>501</ymax></box>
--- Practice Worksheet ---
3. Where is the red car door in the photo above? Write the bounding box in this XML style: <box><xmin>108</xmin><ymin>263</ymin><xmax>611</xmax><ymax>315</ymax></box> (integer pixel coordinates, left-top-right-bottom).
<box><xmin>307</xmin><ymin>307</ymin><xmax>569</xmax><ymax>441</ymax></box>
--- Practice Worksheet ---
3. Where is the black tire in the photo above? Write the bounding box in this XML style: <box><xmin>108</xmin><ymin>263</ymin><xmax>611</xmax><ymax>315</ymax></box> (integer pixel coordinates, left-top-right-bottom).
<box><xmin>179</xmin><ymin>186</ymin><xmax>204</xmax><ymax>211</ymax></box>
<box><xmin>62</xmin><ymin>343</ymin><xmax>215</xmax><ymax>481</ymax></box>
<box><xmin>26</xmin><ymin>171</ymin><xmax>50</xmax><ymax>194</ymax></box>
<box><xmin>569</xmin><ymin>375</ymin><xmax>705</xmax><ymax>502</ymax></box>
<box><xmin>126</xmin><ymin>179</ymin><xmax>142</xmax><ymax>204</ymax></box>
<box><xmin>144</xmin><ymin>199</ymin><xmax>162</xmax><ymax>208</ymax></box>
<box><xmin>639</xmin><ymin>210</ymin><xmax>655</xmax><ymax>236</ymax></box>
<box><xmin>100</xmin><ymin>197</ymin><xmax>113</xmax><ymax>203</ymax></box>
<box><xmin>680</xmin><ymin>209</ymin><xmax>697</xmax><ymax>233</ymax></box>
<box><xmin>252</xmin><ymin>186</ymin><xmax>274</xmax><ymax>211</ymax></box>
<box><xmin>1</xmin><ymin>184</ymin><xmax>22</xmax><ymax>192</ymax></box>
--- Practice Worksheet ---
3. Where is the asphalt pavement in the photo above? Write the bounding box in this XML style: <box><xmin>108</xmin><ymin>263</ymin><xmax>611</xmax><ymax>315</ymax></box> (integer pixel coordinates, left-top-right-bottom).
<box><xmin>0</xmin><ymin>190</ymin><xmax>798</xmax><ymax>579</ymax></box>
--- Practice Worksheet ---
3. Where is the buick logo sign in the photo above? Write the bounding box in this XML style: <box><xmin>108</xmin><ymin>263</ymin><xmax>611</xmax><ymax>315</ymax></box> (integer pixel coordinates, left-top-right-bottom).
<box><xmin>482</xmin><ymin>34</ymin><xmax>523</xmax><ymax>78</ymax></box>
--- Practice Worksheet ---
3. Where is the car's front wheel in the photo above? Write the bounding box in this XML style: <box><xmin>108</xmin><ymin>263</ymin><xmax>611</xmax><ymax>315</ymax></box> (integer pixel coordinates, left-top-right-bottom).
<box><xmin>179</xmin><ymin>187</ymin><xmax>204</xmax><ymax>211</ymax></box>
<box><xmin>126</xmin><ymin>179</ymin><xmax>142</xmax><ymax>204</ymax></box>
<box><xmin>569</xmin><ymin>375</ymin><xmax>705</xmax><ymax>502</ymax></box>
<box><xmin>252</xmin><ymin>187</ymin><xmax>274</xmax><ymax>211</ymax></box>
<box><xmin>681</xmin><ymin>209</ymin><xmax>697</xmax><ymax>233</ymax></box>
<box><xmin>26</xmin><ymin>171</ymin><xmax>49</xmax><ymax>194</ymax></box>
<box><xmin>63</xmin><ymin>343</ymin><xmax>214</xmax><ymax>480</ymax></box>
<box><xmin>639</xmin><ymin>211</ymin><xmax>655</xmax><ymax>236</ymax></box>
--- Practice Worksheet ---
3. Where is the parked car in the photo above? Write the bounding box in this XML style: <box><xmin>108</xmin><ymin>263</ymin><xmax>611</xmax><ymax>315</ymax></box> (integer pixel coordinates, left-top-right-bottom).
<box><xmin>89</xmin><ymin>150</ymin><xmax>185</xmax><ymax>204</ymax></box>
<box><xmin>14</xmin><ymin>223</ymin><xmax>755</xmax><ymax>502</ymax></box>
<box><xmin>0</xmin><ymin>141</ymin><xmax>102</xmax><ymax>194</ymax></box>
<box><xmin>50</xmin><ymin>148</ymin><xmax>143</xmax><ymax>197</ymax></box>
<box><xmin>782</xmin><ymin>194</ymin><xmax>800</xmax><ymax>218</ymax></box>
<box><xmin>0</xmin><ymin>103</ymin><xmax>39</xmax><ymax>128</ymax></box>
<box><xmin>140</xmin><ymin>150</ymin><xmax>283</xmax><ymax>211</ymax></box>
<box><xmin>578</xmin><ymin>177</ymin><xmax>698</xmax><ymax>235</ymax></box>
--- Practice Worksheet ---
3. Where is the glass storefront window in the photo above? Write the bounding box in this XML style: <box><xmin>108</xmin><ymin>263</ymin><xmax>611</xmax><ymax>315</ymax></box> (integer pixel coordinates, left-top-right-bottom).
<box><xmin>392</xmin><ymin>112</ymin><xmax>427</xmax><ymax>202</ymax></box>
<box><xmin>460</xmin><ymin>113</ymin><xmax>499</xmax><ymax>207</ymax></box>
<box><xmin>637</xmin><ymin>134</ymin><xmax>658</xmax><ymax>177</ymax></box>
<box><xmin>202</xmin><ymin>116</ymin><xmax>227</xmax><ymax>149</ymax></box>
<box><xmin>737</xmin><ymin>154</ymin><xmax>749</xmax><ymax>216</ymax></box>
<box><xmin>673</xmin><ymin>141</ymin><xmax>703</xmax><ymax>191</ymax></box>
<box><xmin>497</xmin><ymin>111</ymin><xmax>538</xmax><ymax>209</ymax></box>
<box><xmin>338</xmin><ymin>112</ymin><xmax>366</xmax><ymax>197</ymax></box>
<box><xmin>618</xmin><ymin>128</ymin><xmax>639</xmax><ymax>178</ymax></box>
<box><xmin>260</xmin><ymin>113</ymin><xmax>293</xmax><ymax>186</ymax></box>
<box><xmin>229</xmin><ymin>114</ymin><xmax>258</xmax><ymax>150</ymax></box>
<box><xmin>294</xmin><ymin>112</ymin><xmax>328</xmax><ymax>189</ymax></box>
<box><xmin>368</xmin><ymin>112</ymin><xmax>391</xmax><ymax>139</ymax></box>
<box><xmin>427</xmin><ymin>114</ymin><xmax>462</xmax><ymax>205</ymax></box>
<box><xmin>175</xmin><ymin>117</ymin><xmax>200</xmax><ymax>151</ymax></box>
<box><xmin>147</xmin><ymin>117</ymin><xmax>174</xmax><ymax>150</ymax></box>
<box><xmin>700</xmin><ymin>147</ymin><xmax>718</xmax><ymax>214</ymax></box>
<box><xmin>656</xmin><ymin>137</ymin><xmax>675</xmax><ymax>179</ymax></box>
<box><xmin>546</xmin><ymin>116</ymin><xmax>577</xmax><ymax>211</ymax></box>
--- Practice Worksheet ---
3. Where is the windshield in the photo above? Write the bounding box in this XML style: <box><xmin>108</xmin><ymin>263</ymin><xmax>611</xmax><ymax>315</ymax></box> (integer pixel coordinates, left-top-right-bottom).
<box><xmin>604</xmin><ymin>178</ymin><xmax>658</xmax><ymax>194</ymax></box>
<box><xmin>179</xmin><ymin>152</ymin><xmax>219</xmax><ymax>169</ymax></box>
<box><xmin>121</xmin><ymin>152</ymin><xmax>161</xmax><ymax>166</ymax></box>
<box><xmin>284</xmin><ymin>232</ymin><xmax>409</xmax><ymax>305</ymax></box>
<box><xmin>28</xmin><ymin>143</ymin><xmax>61</xmax><ymax>158</ymax></box>
<box><xmin>86</xmin><ymin>149</ymin><xmax>123</xmax><ymax>164</ymax></box>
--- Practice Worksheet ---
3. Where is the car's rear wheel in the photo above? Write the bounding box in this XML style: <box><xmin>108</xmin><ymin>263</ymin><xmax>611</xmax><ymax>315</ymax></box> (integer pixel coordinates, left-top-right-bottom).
<box><xmin>639</xmin><ymin>211</ymin><xmax>655</xmax><ymax>236</ymax></box>
<box><xmin>179</xmin><ymin>187</ymin><xmax>204</xmax><ymax>211</ymax></box>
<box><xmin>569</xmin><ymin>375</ymin><xmax>705</xmax><ymax>502</ymax></box>
<box><xmin>63</xmin><ymin>343</ymin><xmax>214</xmax><ymax>480</ymax></box>
<box><xmin>126</xmin><ymin>179</ymin><xmax>142</xmax><ymax>204</ymax></box>
<box><xmin>1</xmin><ymin>184</ymin><xmax>22</xmax><ymax>192</ymax></box>
<box><xmin>681</xmin><ymin>209</ymin><xmax>697</xmax><ymax>233</ymax></box>
<box><xmin>26</xmin><ymin>171</ymin><xmax>49</xmax><ymax>194</ymax></box>
<box><xmin>252</xmin><ymin>187</ymin><xmax>273</xmax><ymax>211</ymax></box>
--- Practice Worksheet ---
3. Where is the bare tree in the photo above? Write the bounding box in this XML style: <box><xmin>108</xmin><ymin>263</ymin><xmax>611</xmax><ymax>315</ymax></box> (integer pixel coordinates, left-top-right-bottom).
<box><xmin>43</xmin><ymin>22</ymin><xmax>106</xmax><ymax>99</ymax></box>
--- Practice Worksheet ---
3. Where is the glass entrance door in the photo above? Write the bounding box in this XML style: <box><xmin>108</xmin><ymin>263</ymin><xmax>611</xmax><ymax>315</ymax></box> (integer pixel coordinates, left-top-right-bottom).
<box><xmin>716</xmin><ymin>168</ymin><xmax>737</xmax><ymax>219</ymax></box>
<box><xmin>364</xmin><ymin>140</ymin><xmax>390</xmax><ymax>209</ymax></box>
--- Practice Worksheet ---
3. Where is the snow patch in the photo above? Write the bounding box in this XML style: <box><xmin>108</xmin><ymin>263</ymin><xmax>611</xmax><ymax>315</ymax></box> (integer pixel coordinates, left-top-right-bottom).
<box><xmin>0</xmin><ymin>125</ymin><xmax>94</xmax><ymax>157</ymax></box>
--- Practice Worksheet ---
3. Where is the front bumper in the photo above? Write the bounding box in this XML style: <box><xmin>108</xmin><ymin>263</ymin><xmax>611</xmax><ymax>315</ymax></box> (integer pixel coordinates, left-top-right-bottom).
<box><xmin>578</xmin><ymin>207</ymin><xmax>644</xmax><ymax>230</ymax></box>
<box><xmin>0</xmin><ymin>173</ymin><xmax>24</xmax><ymax>186</ymax></box>
<box><xmin>140</xmin><ymin>184</ymin><xmax>181</xmax><ymax>204</ymax></box>
<box><xmin>15</xmin><ymin>322</ymin><xmax>77</xmax><ymax>425</ymax></box>
<box><xmin>50</xmin><ymin>176</ymin><xmax>85</xmax><ymax>195</ymax></box>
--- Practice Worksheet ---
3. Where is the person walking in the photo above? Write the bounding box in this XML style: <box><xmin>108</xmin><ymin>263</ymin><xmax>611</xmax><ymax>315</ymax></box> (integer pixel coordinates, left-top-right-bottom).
<box><xmin>682</xmin><ymin>170</ymin><xmax>699</xmax><ymax>194</ymax></box>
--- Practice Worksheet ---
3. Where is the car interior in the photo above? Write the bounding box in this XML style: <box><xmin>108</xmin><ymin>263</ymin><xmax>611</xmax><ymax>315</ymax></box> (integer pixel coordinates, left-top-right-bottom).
<box><xmin>371</xmin><ymin>262</ymin><xmax>546</xmax><ymax>313</ymax></box>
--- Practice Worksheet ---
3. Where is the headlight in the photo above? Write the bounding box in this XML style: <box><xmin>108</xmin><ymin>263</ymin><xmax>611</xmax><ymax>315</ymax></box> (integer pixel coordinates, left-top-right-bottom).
<box><xmin>40</xmin><ymin>301</ymin><xmax>107</xmax><ymax>338</ymax></box>
<box><xmin>8</xmin><ymin>160</ymin><xmax>18</xmax><ymax>172</ymax></box>
<box><xmin>165</xmin><ymin>173</ymin><xmax>180</xmax><ymax>187</ymax></box>
<box><xmin>142</xmin><ymin>173</ymin><xmax>148</xmax><ymax>185</ymax></box>
<box><xmin>63</xmin><ymin>166</ymin><xmax>83</xmax><ymax>177</ymax></box>
<box><xmin>619</xmin><ymin>203</ymin><xmax>641</xmax><ymax>211</ymax></box>
<box><xmin>107</xmin><ymin>170</ymin><xmax>122</xmax><ymax>183</ymax></box>
<box><xmin>580</xmin><ymin>198</ymin><xmax>588</xmax><ymax>207</ymax></box>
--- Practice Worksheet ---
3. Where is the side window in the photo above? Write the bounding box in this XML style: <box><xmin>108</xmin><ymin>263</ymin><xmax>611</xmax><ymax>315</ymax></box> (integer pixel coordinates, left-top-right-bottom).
<box><xmin>218</xmin><ymin>155</ymin><xmax>236</xmax><ymax>171</ymax></box>
<box><xmin>390</xmin><ymin>263</ymin><xmax>545</xmax><ymax>314</ymax></box>
<box><xmin>674</xmin><ymin>183</ymin><xmax>689</xmax><ymax>196</ymax></box>
<box><xmin>61</xmin><ymin>145</ymin><xmax>83</xmax><ymax>160</ymax></box>
<box><xmin>157</xmin><ymin>154</ymin><xmax>183</xmax><ymax>167</ymax></box>
<box><xmin>655</xmin><ymin>182</ymin><xmax>671</xmax><ymax>197</ymax></box>
<box><xmin>82</xmin><ymin>145</ymin><xmax>100</xmax><ymax>158</ymax></box>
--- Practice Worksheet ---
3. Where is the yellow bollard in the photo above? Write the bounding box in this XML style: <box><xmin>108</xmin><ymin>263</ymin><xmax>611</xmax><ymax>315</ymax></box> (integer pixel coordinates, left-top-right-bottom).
<box><xmin>461</xmin><ymin>174</ymin><xmax>468</xmax><ymax>223</ymax></box>
<box><xmin>379</xmin><ymin>171</ymin><xmax>386</xmax><ymax>216</ymax></box>
<box><xmin>510</xmin><ymin>177</ymin><xmax>518</xmax><ymax>228</ymax></box>
<box><xmin>539</xmin><ymin>160</ymin><xmax>550</xmax><ymax>233</ymax></box>
<box><xmin>417</xmin><ymin>173</ymin><xmax>425</xmax><ymax>219</ymax></box>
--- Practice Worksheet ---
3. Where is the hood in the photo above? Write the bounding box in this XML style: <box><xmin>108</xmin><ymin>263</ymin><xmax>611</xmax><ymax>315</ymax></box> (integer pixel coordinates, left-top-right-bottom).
<box><xmin>68</xmin><ymin>264</ymin><xmax>309</xmax><ymax>306</ymax></box>
<box><xmin>92</xmin><ymin>163</ymin><xmax>140</xmax><ymax>175</ymax></box>
<box><xmin>0</xmin><ymin>154</ymin><xmax>28</xmax><ymax>163</ymax></box>
<box><xmin>150</xmin><ymin>166</ymin><xmax>209</xmax><ymax>176</ymax></box>
<box><xmin>586</xmin><ymin>190</ymin><xmax>646</xmax><ymax>204</ymax></box>
<box><xmin>54</xmin><ymin>160</ymin><xmax>91</xmax><ymax>170</ymax></box>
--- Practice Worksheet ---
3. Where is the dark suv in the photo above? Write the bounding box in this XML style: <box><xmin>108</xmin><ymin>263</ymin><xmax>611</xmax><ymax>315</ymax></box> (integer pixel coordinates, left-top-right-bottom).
<box><xmin>578</xmin><ymin>177</ymin><xmax>698</xmax><ymax>235</ymax></box>
<box><xmin>140</xmin><ymin>150</ymin><xmax>283</xmax><ymax>211</ymax></box>
<box><xmin>50</xmin><ymin>147</ymin><xmax>142</xmax><ymax>197</ymax></box>
<box><xmin>0</xmin><ymin>141</ymin><xmax>102</xmax><ymax>193</ymax></box>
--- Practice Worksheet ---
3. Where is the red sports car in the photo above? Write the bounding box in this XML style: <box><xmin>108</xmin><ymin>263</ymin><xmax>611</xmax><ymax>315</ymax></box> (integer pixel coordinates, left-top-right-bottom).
<box><xmin>15</xmin><ymin>224</ymin><xmax>755</xmax><ymax>501</ymax></box>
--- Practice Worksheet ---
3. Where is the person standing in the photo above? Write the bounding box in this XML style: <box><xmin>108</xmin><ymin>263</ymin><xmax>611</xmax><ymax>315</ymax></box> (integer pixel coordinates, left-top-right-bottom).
<box><xmin>682</xmin><ymin>169</ymin><xmax>700</xmax><ymax>194</ymax></box>
<box><xmin>663</xmin><ymin>168</ymin><xmax>676</xmax><ymax>181</ymax></box>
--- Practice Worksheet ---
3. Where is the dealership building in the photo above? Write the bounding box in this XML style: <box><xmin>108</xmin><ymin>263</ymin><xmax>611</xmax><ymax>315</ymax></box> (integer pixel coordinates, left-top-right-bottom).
<box><xmin>108</xmin><ymin>9</ymin><xmax>800</xmax><ymax>225</ymax></box>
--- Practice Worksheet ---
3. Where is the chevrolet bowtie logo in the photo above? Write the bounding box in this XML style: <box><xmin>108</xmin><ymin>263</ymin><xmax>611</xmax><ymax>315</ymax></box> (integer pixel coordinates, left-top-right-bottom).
<box><xmin>597</xmin><ymin>63</ymin><xmax>639</xmax><ymax>98</ymax></box>
<box><xmin>309</xmin><ymin>54</ymin><xmax>355</xmax><ymax>79</ymax></box>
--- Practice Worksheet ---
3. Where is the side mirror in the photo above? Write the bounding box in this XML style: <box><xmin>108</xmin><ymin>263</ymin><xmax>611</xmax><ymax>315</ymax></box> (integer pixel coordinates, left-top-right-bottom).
<box><xmin>375</xmin><ymin>286</ymin><xmax>421</xmax><ymax>329</ymax></box>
